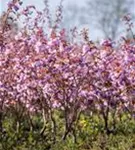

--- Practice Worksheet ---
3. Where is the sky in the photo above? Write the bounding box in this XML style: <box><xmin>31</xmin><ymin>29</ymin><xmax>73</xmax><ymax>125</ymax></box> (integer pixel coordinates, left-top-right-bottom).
<box><xmin>0</xmin><ymin>0</ymin><xmax>102</xmax><ymax>40</ymax></box>
<box><xmin>0</xmin><ymin>0</ymin><xmax>86</xmax><ymax>14</ymax></box>
<box><xmin>0</xmin><ymin>0</ymin><xmax>135</xmax><ymax>40</ymax></box>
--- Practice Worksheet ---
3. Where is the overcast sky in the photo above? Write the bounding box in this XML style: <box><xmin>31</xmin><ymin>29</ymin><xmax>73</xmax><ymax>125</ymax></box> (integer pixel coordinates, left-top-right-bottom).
<box><xmin>0</xmin><ymin>0</ymin><xmax>134</xmax><ymax>40</ymax></box>
<box><xmin>0</xmin><ymin>0</ymin><xmax>86</xmax><ymax>14</ymax></box>
<box><xmin>0</xmin><ymin>0</ymin><xmax>102</xmax><ymax>39</ymax></box>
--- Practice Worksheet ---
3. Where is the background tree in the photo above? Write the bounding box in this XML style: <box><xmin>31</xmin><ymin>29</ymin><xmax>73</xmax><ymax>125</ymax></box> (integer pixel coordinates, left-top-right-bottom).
<box><xmin>82</xmin><ymin>0</ymin><xmax>135</xmax><ymax>40</ymax></box>
<box><xmin>62</xmin><ymin>0</ymin><xmax>134</xmax><ymax>40</ymax></box>
<box><xmin>62</xmin><ymin>4</ymin><xmax>81</xmax><ymax>29</ymax></box>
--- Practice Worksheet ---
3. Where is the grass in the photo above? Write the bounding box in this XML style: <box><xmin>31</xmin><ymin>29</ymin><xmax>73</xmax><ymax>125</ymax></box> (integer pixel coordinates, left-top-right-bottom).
<box><xmin>0</xmin><ymin>111</ymin><xmax>135</xmax><ymax>150</ymax></box>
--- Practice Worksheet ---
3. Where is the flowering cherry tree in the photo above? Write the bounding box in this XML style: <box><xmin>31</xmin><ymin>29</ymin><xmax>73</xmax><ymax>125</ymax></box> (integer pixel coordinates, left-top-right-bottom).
<box><xmin>0</xmin><ymin>0</ymin><xmax>135</xmax><ymax>146</ymax></box>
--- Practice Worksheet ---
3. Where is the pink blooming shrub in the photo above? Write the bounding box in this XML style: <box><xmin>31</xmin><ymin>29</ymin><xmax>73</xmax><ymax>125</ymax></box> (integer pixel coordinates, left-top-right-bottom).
<box><xmin>0</xmin><ymin>0</ymin><xmax>135</xmax><ymax>142</ymax></box>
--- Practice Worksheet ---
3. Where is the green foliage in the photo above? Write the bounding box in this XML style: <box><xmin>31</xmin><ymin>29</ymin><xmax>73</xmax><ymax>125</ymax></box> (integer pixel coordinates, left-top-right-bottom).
<box><xmin>0</xmin><ymin>112</ymin><xmax>135</xmax><ymax>150</ymax></box>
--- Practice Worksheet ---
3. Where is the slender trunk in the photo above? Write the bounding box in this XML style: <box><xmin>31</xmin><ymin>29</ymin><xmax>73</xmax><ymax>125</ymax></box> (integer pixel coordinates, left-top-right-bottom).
<box><xmin>50</xmin><ymin>110</ymin><xmax>57</xmax><ymax>144</ymax></box>
<box><xmin>0</xmin><ymin>112</ymin><xmax>3</xmax><ymax>133</ymax></box>
<box><xmin>40</xmin><ymin>109</ymin><xmax>47</xmax><ymax>135</ymax></box>
<box><xmin>28</xmin><ymin>112</ymin><xmax>34</xmax><ymax>132</ymax></box>
<box><xmin>102</xmin><ymin>106</ymin><xmax>110</xmax><ymax>135</ymax></box>
<box><xmin>16</xmin><ymin>121</ymin><xmax>20</xmax><ymax>134</ymax></box>
<box><xmin>62</xmin><ymin>110</ymin><xmax>72</xmax><ymax>141</ymax></box>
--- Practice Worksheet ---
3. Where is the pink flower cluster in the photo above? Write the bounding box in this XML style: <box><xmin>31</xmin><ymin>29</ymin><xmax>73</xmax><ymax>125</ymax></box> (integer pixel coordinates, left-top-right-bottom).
<box><xmin>0</xmin><ymin>1</ymin><xmax>135</xmax><ymax>118</ymax></box>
